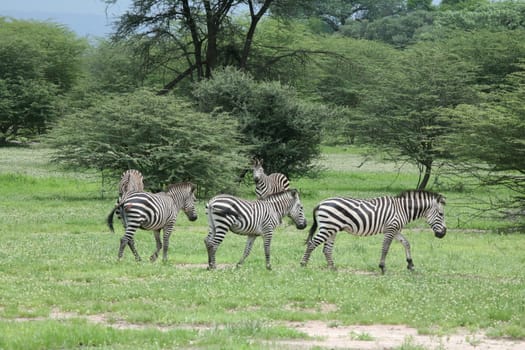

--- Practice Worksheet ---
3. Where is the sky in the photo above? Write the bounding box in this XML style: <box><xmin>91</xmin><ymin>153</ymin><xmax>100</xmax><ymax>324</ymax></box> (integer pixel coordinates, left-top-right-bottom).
<box><xmin>1</xmin><ymin>0</ymin><xmax>133</xmax><ymax>37</ymax></box>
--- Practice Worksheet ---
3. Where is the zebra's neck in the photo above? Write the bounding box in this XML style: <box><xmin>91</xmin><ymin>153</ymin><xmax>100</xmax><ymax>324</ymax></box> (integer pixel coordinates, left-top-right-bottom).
<box><xmin>396</xmin><ymin>196</ymin><xmax>429</xmax><ymax>222</ymax></box>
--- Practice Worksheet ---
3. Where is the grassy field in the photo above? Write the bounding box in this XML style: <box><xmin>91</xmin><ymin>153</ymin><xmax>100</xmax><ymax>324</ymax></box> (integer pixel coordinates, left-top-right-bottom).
<box><xmin>0</xmin><ymin>145</ymin><xmax>524</xmax><ymax>349</ymax></box>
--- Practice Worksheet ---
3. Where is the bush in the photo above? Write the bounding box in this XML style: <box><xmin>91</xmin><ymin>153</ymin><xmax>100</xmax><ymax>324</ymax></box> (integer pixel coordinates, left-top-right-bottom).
<box><xmin>46</xmin><ymin>90</ymin><xmax>247</xmax><ymax>196</ymax></box>
<box><xmin>192</xmin><ymin>67</ymin><xmax>324</xmax><ymax>178</ymax></box>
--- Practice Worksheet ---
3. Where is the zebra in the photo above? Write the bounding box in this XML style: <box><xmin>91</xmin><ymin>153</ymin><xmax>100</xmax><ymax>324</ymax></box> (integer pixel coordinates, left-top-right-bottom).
<box><xmin>107</xmin><ymin>182</ymin><xmax>198</xmax><ymax>262</ymax></box>
<box><xmin>118</xmin><ymin>169</ymin><xmax>144</xmax><ymax>202</ymax></box>
<box><xmin>204</xmin><ymin>189</ymin><xmax>307</xmax><ymax>270</ymax></box>
<box><xmin>300</xmin><ymin>190</ymin><xmax>447</xmax><ymax>274</ymax></box>
<box><xmin>252</xmin><ymin>157</ymin><xmax>290</xmax><ymax>199</ymax></box>
<box><xmin>112</xmin><ymin>169</ymin><xmax>145</xmax><ymax>220</ymax></box>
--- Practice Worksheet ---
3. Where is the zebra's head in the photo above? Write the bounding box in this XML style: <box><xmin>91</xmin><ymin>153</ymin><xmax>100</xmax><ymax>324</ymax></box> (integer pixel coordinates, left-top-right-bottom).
<box><xmin>288</xmin><ymin>189</ymin><xmax>307</xmax><ymax>230</ymax></box>
<box><xmin>426</xmin><ymin>194</ymin><xmax>446</xmax><ymax>238</ymax></box>
<box><xmin>252</xmin><ymin>157</ymin><xmax>265</xmax><ymax>182</ymax></box>
<box><xmin>169</xmin><ymin>182</ymin><xmax>198</xmax><ymax>222</ymax></box>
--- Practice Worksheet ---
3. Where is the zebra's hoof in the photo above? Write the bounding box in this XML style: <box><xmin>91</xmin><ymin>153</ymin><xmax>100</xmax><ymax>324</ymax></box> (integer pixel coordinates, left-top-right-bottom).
<box><xmin>266</xmin><ymin>265</ymin><xmax>272</xmax><ymax>271</ymax></box>
<box><xmin>300</xmin><ymin>261</ymin><xmax>307</xmax><ymax>267</ymax></box>
<box><xmin>407</xmin><ymin>259</ymin><xmax>414</xmax><ymax>271</ymax></box>
<box><xmin>150</xmin><ymin>255</ymin><xmax>158</xmax><ymax>262</ymax></box>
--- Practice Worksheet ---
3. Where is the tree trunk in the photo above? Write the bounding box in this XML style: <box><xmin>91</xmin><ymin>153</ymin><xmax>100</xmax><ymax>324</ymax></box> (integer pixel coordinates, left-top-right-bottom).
<box><xmin>239</xmin><ymin>0</ymin><xmax>274</xmax><ymax>69</ymax></box>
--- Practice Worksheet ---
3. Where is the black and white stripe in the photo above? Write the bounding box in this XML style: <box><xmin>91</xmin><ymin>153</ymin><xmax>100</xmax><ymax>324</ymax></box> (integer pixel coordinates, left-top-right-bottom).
<box><xmin>204</xmin><ymin>189</ymin><xmax>307</xmax><ymax>270</ymax></box>
<box><xmin>300</xmin><ymin>190</ymin><xmax>446</xmax><ymax>273</ymax></box>
<box><xmin>252</xmin><ymin>158</ymin><xmax>290</xmax><ymax>199</ymax></box>
<box><xmin>107</xmin><ymin>182</ymin><xmax>198</xmax><ymax>262</ymax></box>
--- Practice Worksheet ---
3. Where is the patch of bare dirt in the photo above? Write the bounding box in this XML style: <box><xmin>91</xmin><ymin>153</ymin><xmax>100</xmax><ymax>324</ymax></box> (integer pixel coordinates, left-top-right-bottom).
<box><xmin>277</xmin><ymin>321</ymin><xmax>525</xmax><ymax>350</ymax></box>
<box><xmin>9</xmin><ymin>310</ymin><xmax>525</xmax><ymax>349</ymax></box>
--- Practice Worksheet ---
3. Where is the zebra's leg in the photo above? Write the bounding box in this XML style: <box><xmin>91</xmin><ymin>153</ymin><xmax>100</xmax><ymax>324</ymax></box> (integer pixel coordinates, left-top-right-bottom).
<box><xmin>379</xmin><ymin>232</ymin><xmax>396</xmax><ymax>274</ymax></box>
<box><xmin>150</xmin><ymin>230</ymin><xmax>162</xmax><ymax>262</ymax></box>
<box><xmin>301</xmin><ymin>237</ymin><xmax>323</xmax><ymax>267</ymax></box>
<box><xmin>161</xmin><ymin>225</ymin><xmax>174</xmax><ymax>262</ymax></box>
<box><xmin>127</xmin><ymin>238</ymin><xmax>141</xmax><ymax>261</ymax></box>
<box><xmin>119</xmin><ymin>228</ymin><xmax>141</xmax><ymax>261</ymax></box>
<box><xmin>322</xmin><ymin>234</ymin><xmax>337</xmax><ymax>270</ymax></box>
<box><xmin>237</xmin><ymin>236</ymin><xmax>256</xmax><ymax>268</ymax></box>
<box><xmin>395</xmin><ymin>233</ymin><xmax>414</xmax><ymax>271</ymax></box>
<box><xmin>262</xmin><ymin>233</ymin><xmax>273</xmax><ymax>270</ymax></box>
<box><xmin>204</xmin><ymin>232</ymin><xmax>221</xmax><ymax>270</ymax></box>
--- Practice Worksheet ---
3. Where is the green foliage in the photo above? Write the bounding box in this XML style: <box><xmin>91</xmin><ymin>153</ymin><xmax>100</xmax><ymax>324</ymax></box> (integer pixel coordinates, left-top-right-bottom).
<box><xmin>192</xmin><ymin>67</ymin><xmax>324</xmax><ymax>178</ymax></box>
<box><xmin>0</xmin><ymin>17</ymin><xmax>87</xmax><ymax>143</ymax></box>
<box><xmin>82</xmin><ymin>39</ymin><xmax>149</xmax><ymax>94</ymax></box>
<box><xmin>436</xmin><ymin>1</ymin><xmax>525</xmax><ymax>30</ymax></box>
<box><xmin>354</xmin><ymin>41</ymin><xmax>480</xmax><ymax>188</ymax></box>
<box><xmin>46</xmin><ymin>90</ymin><xmax>247</xmax><ymax>195</ymax></box>
<box><xmin>444</xmin><ymin>66</ymin><xmax>525</xmax><ymax>224</ymax></box>
<box><xmin>340</xmin><ymin>10</ymin><xmax>436</xmax><ymax>47</ymax></box>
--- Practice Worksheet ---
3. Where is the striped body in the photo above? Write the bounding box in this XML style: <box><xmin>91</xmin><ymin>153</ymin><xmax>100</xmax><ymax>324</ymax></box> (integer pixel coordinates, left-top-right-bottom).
<box><xmin>205</xmin><ymin>189</ymin><xmax>306</xmax><ymax>270</ymax></box>
<box><xmin>107</xmin><ymin>182</ymin><xmax>197</xmax><ymax>262</ymax></box>
<box><xmin>252</xmin><ymin>158</ymin><xmax>290</xmax><ymax>199</ymax></box>
<box><xmin>301</xmin><ymin>190</ymin><xmax>446</xmax><ymax>273</ymax></box>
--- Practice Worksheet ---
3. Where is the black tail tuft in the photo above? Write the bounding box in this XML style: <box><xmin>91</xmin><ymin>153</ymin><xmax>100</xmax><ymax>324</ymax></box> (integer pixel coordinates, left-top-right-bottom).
<box><xmin>107</xmin><ymin>206</ymin><xmax>117</xmax><ymax>233</ymax></box>
<box><xmin>305</xmin><ymin>206</ymin><xmax>318</xmax><ymax>244</ymax></box>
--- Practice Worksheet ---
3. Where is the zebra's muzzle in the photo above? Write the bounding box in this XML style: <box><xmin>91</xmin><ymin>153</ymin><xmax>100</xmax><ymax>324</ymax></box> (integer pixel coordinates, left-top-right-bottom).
<box><xmin>434</xmin><ymin>228</ymin><xmax>446</xmax><ymax>238</ymax></box>
<box><xmin>187</xmin><ymin>213</ymin><xmax>198</xmax><ymax>222</ymax></box>
<box><xmin>296</xmin><ymin>221</ymin><xmax>307</xmax><ymax>230</ymax></box>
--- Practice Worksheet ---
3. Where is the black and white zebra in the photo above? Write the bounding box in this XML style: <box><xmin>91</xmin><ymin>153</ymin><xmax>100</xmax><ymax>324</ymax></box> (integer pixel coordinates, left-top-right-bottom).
<box><xmin>204</xmin><ymin>189</ymin><xmax>307</xmax><ymax>270</ymax></box>
<box><xmin>252</xmin><ymin>158</ymin><xmax>290</xmax><ymax>199</ymax></box>
<box><xmin>118</xmin><ymin>169</ymin><xmax>144</xmax><ymax>202</ymax></box>
<box><xmin>112</xmin><ymin>169</ymin><xmax>145</xmax><ymax>220</ymax></box>
<box><xmin>107</xmin><ymin>182</ymin><xmax>198</xmax><ymax>262</ymax></box>
<box><xmin>300</xmin><ymin>190</ymin><xmax>447</xmax><ymax>273</ymax></box>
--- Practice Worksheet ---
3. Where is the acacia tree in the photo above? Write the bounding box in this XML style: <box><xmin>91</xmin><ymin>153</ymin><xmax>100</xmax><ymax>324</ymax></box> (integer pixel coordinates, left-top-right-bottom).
<box><xmin>357</xmin><ymin>41</ymin><xmax>479</xmax><ymax>189</ymax></box>
<box><xmin>47</xmin><ymin>90</ymin><xmax>247</xmax><ymax>196</ymax></box>
<box><xmin>105</xmin><ymin>0</ymin><xmax>281</xmax><ymax>93</ymax></box>
<box><xmin>445</xmin><ymin>66</ymin><xmax>525</xmax><ymax>227</ymax></box>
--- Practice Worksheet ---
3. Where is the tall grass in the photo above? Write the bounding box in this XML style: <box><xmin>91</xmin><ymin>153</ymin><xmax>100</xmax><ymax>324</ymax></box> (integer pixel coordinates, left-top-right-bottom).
<box><xmin>0</xmin><ymin>146</ymin><xmax>523</xmax><ymax>349</ymax></box>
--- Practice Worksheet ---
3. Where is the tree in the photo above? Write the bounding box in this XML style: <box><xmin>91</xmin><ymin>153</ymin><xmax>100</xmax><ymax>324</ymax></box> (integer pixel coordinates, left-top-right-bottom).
<box><xmin>0</xmin><ymin>18</ymin><xmax>86</xmax><ymax>144</ymax></box>
<box><xmin>106</xmin><ymin>0</ymin><xmax>280</xmax><ymax>93</ymax></box>
<box><xmin>46</xmin><ymin>90</ymin><xmax>247</xmax><ymax>196</ymax></box>
<box><xmin>357</xmin><ymin>41</ymin><xmax>479</xmax><ymax>189</ymax></box>
<box><xmin>445</xmin><ymin>66</ymin><xmax>525</xmax><ymax>227</ymax></box>
<box><xmin>192</xmin><ymin>67</ymin><xmax>325</xmax><ymax>178</ymax></box>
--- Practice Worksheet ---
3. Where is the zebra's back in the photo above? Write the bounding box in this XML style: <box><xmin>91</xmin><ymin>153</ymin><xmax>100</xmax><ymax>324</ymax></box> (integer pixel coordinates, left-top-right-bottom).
<box><xmin>255</xmin><ymin>173</ymin><xmax>290</xmax><ymax>199</ymax></box>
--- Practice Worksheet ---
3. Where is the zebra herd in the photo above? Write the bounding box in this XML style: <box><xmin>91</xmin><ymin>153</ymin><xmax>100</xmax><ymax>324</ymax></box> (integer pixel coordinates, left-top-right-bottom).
<box><xmin>107</xmin><ymin>158</ymin><xmax>447</xmax><ymax>273</ymax></box>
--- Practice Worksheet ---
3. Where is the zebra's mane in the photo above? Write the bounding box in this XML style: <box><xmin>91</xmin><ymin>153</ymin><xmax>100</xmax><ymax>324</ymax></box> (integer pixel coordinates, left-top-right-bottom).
<box><xmin>396</xmin><ymin>190</ymin><xmax>445</xmax><ymax>204</ymax></box>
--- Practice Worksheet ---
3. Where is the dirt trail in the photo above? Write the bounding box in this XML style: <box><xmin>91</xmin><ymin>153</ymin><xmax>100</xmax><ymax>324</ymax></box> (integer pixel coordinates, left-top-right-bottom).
<box><xmin>278</xmin><ymin>321</ymin><xmax>524</xmax><ymax>350</ymax></box>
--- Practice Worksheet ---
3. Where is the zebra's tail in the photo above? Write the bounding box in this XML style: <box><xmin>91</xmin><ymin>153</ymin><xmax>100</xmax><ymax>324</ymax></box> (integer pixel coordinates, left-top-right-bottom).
<box><xmin>305</xmin><ymin>205</ymin><xmax>319</xmax><ymax>244</ymax></box>
<box><xmin>107</xmin><ymin>206</ymin><xmax>117</xmax><ymax>233</ymax></box>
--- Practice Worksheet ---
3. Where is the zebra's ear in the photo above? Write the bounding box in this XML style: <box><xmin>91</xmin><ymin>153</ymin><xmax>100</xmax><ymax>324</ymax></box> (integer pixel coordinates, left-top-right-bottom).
<box><xmin>190</xmin><ymin>183</ymin><xmax>197</xmax><ymax>193</ymax></box>
<box><xmin>438</xmin><ymin>195</ymin><xmax>446</xmax><ymax>205</ymax></box>
<box><xmin>290</xmin><ymin>189</ymin><xmax>299</xmax><ymax>197</ymax></box>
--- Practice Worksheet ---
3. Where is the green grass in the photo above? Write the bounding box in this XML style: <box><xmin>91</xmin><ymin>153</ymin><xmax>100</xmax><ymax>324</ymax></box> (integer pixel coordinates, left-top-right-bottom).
<box><xmin>0</xmin><ymin>146</ymin><xmax>524</xmax><ymax>349</ymax></box>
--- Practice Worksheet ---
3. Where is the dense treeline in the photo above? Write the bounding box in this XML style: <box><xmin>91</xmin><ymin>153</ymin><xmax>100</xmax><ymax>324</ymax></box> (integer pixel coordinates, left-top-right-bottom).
<box><xmin>0</xmin><ymin>0</ymin><xmax>523</xmax><ymax>226</ymax></box>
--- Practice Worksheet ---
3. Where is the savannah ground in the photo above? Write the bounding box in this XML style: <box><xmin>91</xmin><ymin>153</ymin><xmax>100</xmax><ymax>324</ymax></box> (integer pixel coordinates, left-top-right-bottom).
<box><xmin>0</xmin><ymin>146</ymin><xmax>524</xmax><ymax>349</ymax></box>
